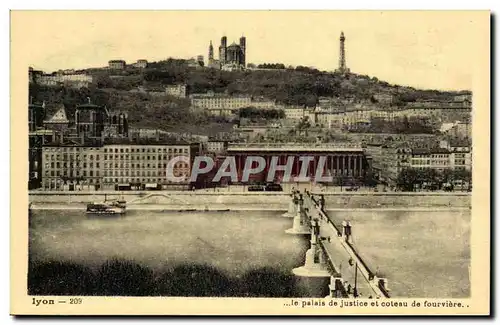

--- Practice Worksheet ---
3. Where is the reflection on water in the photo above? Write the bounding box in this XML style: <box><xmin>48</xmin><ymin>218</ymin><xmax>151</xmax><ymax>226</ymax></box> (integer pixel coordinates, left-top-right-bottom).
<box><xmin>29</xmin><ymin>209</ymin><xmax>470</xmax><ymax>297</ymax></box>
<box><xmin>326</xmin><ymin>210</ymin><xmax>471</xmax><ymax>298</ymax></box>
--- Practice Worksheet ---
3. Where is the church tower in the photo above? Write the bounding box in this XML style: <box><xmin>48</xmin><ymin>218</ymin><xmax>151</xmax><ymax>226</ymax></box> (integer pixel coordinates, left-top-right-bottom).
<box><xmin>336</xmin><ymin>31</ymin><xmax>350</xmax><ymax>74</ymax></box>
<box><xmin>208</xmin><ymin>40</ymin><xmax>214</xmax><ymax>64</ymax></box>
<box><xmin>239</xmin><ymin>35</ymin><xmax>246</xmax><ymax>67</ymax></box>
<box><xmin>219</xmin><ymin>36</ymin><xmax>227</xmax><ymax>65</ymax></box>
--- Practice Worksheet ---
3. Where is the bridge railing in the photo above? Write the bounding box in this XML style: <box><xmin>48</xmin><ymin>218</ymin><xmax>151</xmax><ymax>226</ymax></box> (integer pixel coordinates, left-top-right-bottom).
<box><xmin>305</xmin><ymin>191</ymin><xmax>390</xmax><ymax>299</ymax></box>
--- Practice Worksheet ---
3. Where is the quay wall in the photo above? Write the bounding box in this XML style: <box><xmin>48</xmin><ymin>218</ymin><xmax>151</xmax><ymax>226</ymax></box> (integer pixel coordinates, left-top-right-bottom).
<box><xmin>29</xmin><ymin>191</ymin><xmax>471</xmax><ymax>210</ymax></box>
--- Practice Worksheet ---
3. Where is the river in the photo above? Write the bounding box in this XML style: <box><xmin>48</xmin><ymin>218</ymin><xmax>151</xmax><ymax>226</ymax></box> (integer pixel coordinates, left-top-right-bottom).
<box><xmin>28</xmin><ymin>209</ymin><xmax>470</xmax><ymax>298</ymax></box>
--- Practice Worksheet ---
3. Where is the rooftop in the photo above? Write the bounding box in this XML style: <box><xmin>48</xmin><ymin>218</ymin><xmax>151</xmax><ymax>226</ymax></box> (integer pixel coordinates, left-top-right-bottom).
<box><xmin>412</xmin><ymin>148</ymin><xmax>450</xmax><ymax>155</ymax></box>
<box><xmin>103</xmin><ymin>137</ymin><xmax>197</xmax><ymax>146</ymax></box>
<box><xmin>227</xmin><ymin>142</ymin><xmax>364</xmax><ymax>152</ymax></box>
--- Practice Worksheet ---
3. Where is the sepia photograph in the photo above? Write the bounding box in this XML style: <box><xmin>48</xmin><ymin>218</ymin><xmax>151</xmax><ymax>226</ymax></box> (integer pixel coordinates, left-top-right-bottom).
<box><xmin>10</xmin><ymin>10</ymin><xmax>490</xmax><ymax>316</ymax></box>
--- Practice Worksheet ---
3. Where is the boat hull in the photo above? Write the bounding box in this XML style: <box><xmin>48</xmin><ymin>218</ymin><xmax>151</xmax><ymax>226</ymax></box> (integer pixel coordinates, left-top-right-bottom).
<box><xmin>86</xmin><ymin>209</ymin><xmax>125</xmax><ymax>215</ymax></box>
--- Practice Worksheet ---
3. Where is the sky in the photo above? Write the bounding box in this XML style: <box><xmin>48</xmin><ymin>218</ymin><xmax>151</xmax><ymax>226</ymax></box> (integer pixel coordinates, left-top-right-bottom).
<box><xmin>12</xmin><ymin>10</ymin><xmax>489</xmax><ymax>91</ymax></box>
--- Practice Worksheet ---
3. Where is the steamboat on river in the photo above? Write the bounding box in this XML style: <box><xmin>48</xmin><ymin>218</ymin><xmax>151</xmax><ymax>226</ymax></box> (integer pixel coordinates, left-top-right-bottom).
<box><xmin>86</xmin><ymin>200</ymin><xmax>127</xmax><ymax>215</ymax></box>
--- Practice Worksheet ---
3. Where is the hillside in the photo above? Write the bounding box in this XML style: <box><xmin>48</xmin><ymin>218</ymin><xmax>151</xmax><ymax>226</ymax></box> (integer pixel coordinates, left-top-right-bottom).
<box><xmin>30</xmin><ymin>60</ymin><xmax>471</xmax><ymax>133</ymax></box>
<box><xmin>28</xmin><ymin>84</ymin><xmax>235</xmax><ymax>136</ymax></box>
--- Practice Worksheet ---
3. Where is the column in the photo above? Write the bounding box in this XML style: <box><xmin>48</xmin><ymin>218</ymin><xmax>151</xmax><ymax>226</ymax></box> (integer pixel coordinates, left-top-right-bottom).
<box><xmin>335</xmin><ymin>155</ymin><xmax>340</xmax><ymax>176</ymax></box>
<box><xmin>359</xmin><ymin>155</ymin><xmax>364</xmax><ymax>178</ymax></box>
<box><xmin>312</xmin><ymin>155</ymin><xmax>317</xmax><ymax>181</ymax></box>
<box><xmin>347</xmin><ymin>155</ymin><xmax>351</xmax><ymax>177</ymax></box>
<box><xmin>330</xmin><ymin>155</ymin><xmax>333</xmax><ymax>178</ymax></box>
<box><xmin>344</xmin><ymin>155</ymin><xmax>347</xmax><ymax>176</ymax></box>
<box><xmin>353</xmin><ymin>154</ymin><xmax>358</xmax><ymax>178</ymax></box>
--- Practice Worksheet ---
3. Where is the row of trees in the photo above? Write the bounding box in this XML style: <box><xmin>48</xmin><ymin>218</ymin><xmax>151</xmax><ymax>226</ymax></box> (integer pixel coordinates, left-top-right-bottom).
<box><xmin>29</xmin><ymin>259</ymin><xmax>298</xmax><ymax>297</ymax></box>
<box><xmin>395</xmin><ymin>167</ymin><xmax>472</xmax><ymax>191</ymax></box>
<box><xmin>237</xmin><ymin>107</ymin><xmax>285</xmax><ymax>119</ymax></box>
<box><xmin>256</xmin><ymin>63</ymin><xmax>286</xmax><ymax>69</ymax></box>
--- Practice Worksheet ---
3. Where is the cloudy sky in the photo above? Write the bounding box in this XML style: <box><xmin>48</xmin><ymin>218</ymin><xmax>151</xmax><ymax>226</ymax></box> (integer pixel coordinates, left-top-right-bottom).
<box><xmin>12</xmin><ymin>11</ymin><xmax>489</xmax><ymax>90</ymax></box>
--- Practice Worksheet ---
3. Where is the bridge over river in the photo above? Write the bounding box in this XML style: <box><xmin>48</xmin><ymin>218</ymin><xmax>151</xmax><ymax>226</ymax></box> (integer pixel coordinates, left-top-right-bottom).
<box><xmin>283</xmin><ymin>190</ymin><xmax>391</xmax><ymax>299</ymax></box>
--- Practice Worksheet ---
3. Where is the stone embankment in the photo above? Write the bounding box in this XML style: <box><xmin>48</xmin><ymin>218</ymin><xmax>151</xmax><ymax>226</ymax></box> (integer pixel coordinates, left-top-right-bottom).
<box><xmin>29</xmin><ymin>191</ymin><xmax>471</xmax><ymax>211</ymax></box>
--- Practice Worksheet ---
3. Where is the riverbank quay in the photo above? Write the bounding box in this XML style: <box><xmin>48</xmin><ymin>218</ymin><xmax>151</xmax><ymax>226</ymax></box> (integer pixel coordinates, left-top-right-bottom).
<box><xmin>29</xmin><ymin>191</ymin><xmax>471</xmax><ymax>211</ymax></box>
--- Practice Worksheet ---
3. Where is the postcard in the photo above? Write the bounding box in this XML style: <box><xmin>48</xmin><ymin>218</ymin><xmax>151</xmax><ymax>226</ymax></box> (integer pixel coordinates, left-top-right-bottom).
<box><xmin>11</xmin><ymin>10</ymin><xmax>490</xmax><ymax>316</ymax></box>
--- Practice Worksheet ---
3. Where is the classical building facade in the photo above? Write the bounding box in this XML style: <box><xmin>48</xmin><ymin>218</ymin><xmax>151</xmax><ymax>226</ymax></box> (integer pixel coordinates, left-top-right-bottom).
<box><xmin>225</xmin><ymin>143</ymin><xmax>369</xmax><ymax>184</ymax></box>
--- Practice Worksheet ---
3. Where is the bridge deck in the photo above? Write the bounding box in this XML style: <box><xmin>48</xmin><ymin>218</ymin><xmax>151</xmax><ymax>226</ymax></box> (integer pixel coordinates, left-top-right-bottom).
<box><xmin>304</xmin><ymin>193</ymin><xmax>390</xmax><ymax>299</ymax></box>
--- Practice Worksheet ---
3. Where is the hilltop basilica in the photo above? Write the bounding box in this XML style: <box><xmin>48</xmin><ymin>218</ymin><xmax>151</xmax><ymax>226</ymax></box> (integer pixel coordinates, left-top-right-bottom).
<box><xmin>207</xmin><ymin>35</ymin><xmax>246</xmax><ymax>71</ymax></box>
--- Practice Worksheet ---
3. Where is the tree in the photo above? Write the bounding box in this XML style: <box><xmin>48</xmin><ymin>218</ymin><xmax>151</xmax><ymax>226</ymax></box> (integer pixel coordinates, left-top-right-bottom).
<box><xmin>396</xmin><ymin>168</ymin><xmax>418</xmax><ymax>191</ymax></box>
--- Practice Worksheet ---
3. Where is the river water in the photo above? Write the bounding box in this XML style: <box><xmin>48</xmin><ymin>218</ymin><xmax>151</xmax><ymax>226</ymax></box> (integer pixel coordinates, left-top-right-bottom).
<box><xmin>29</xmin><ymin>209</ymin><xmax>470</xmax><ymax>298</ymax></box>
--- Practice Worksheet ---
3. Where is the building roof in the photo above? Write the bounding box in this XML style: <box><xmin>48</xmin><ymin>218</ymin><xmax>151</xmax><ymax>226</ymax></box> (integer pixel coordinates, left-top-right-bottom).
<box><xmin>76</xmin><ymin>103</ymin><xmax>106</xmax><ymax>111</ymax></box>
<box><xmin>227</xmin><ymin>142</ymin><xmax>363</xmax><ymax>152</ymax></box>
<box><xmin>43</xmin><ymin>105</ymin><xmax>69</xmax><ymax>123</ymax></box>
<box><xmin>412</xmin><ymin>148</ymin><xmax>450</xmax><ymax>155</ymax></box>
<box><xmin>43</xmin><ymin>138</ymin><xmax>103</xmax><ymax>147</ymax></box>
<box><xmin>227</xmin><ymin>42</ymin><xmax>240</xmax><ymax>48</ymax></box>
<box><xmin>103</xmin><ymin>137</ymin><xmax>197</xmax><ymax>146</ymax></box>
